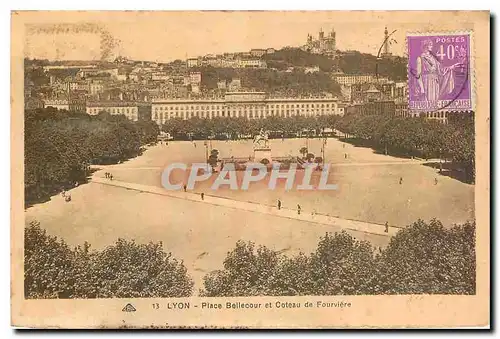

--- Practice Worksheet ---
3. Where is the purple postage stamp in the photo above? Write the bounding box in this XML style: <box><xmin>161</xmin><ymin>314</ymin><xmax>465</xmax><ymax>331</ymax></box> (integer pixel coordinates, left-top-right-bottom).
<box><xmin>407</xmin><ymin>32</ymin><xmax>474</xmax><ymax>112</ymax></box>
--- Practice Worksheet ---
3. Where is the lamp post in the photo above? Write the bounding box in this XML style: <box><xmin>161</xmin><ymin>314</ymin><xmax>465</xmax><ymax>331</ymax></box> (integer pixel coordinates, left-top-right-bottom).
<box><xmin>204</xmin><ymin>140</ymin><xmax>208</xmax><ymax>162</ymax></box>
<box><xmin>322</xmin><ymin>137</ymin><xmax>326</xmax><ymax>167</ymax></box>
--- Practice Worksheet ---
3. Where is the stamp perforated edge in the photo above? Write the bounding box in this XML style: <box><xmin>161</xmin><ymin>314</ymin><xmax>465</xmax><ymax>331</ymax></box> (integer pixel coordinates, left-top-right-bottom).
<box><xmin>405</xmin><ymin>30</ymin><xmax>476</xmax><ymax>114</ymax></box>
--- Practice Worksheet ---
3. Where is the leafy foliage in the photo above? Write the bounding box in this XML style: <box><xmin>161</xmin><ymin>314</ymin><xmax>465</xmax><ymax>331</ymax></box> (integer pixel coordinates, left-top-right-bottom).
<box><xmin>24</xmin><ymin>222</ymin><xmax>194</xmax><ymax>298</ymax></box>
<box><xmin>201</xmin><ymin>219</ymin><xmax>476</xmax><ymax>296</ymax></box>
<box><xmin>25</xmin><ymin>108</ymin><xmax>159</xmax><ymax>205</ymax></box>
<box><xmin>335</xmin><ymin>112</ymin><xmax>475</xmax><ymax>182</ymax></box>
<box><xmin>162</xmin><ymin>115</ymin><xmax>339</xmax><ymax>140</ymax></box>
<box><xmin>193</xmin><ymin>65</ymin><xmax>341</xmax><ymax>96</ymax></box>
<box><xmin>377</xmin><ymin>219</ymin><xmax>476</xmax><ymax>294</ymax></box>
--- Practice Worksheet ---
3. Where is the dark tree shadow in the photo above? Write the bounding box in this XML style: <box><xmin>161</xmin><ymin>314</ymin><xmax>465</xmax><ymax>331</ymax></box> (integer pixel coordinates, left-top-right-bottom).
<box><xmin>423</xmin><ymin>162</ymin><xmax>474</xmax><ymax>184</ymax></box>
<box><xmin>24</xmin><ymin>168</ymin><xmax>100</xmax><ymax>209</ymax></box>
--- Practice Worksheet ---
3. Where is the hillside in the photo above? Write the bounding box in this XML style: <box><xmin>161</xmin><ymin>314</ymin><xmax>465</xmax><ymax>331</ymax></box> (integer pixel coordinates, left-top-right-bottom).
<box><xmin>193</xmin><ymin>66</ymin><xmax>341</xmax><ymax>97</ymax></box>
<box><xmin>264</xmin><ymin>48</ymin><xmax>407</xmax><ymax>81</ymax></box>
<box><xmin>262</xmin><ymin>48</ymin><xmax>335</xmax><ymax>72</ymax></box>
<box><xmin>336</xmin><ymin>51</ymin><xmax>407</xmax><ymax>81</ymax></box>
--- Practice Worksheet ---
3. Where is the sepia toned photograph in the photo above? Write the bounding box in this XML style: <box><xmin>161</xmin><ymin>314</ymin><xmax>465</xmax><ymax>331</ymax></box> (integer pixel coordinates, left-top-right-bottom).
<box><xmin>10</xmin><ymin>10</ymin><xmax>490</xmax><ymax>329</ymax></box>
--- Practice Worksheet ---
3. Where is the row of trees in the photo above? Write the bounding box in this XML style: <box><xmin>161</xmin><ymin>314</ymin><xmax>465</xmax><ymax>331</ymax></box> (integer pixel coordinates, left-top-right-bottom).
<box><xmin>335</xmin><ymin>112</ymin><xmax>475</xmax><ymax>182</ymax></box>
<box><xmin>25</xmin><ymin>108</ymin><xmax>160</xmax><ymax>205</ymax></box>
<box><xmin>162</xmin><ymin>115</ymin><xmax>339</xmax><ymax>140</ymax></box>
<box><xmin>202</xmin><ymin>219</ymin><xmax>476</xmax><ymax>296</ymax></box>
<box><xmin>25</xmin><ymin>221</ymin><xmax>193</xmax><ymax>298</ymax></box>
<box><xmin>161</xmin><ymin>111</ymin><xmax>474</xmax><ymax>182</ymax></box>
<box><xmin>25</xmin><ymin>218</ymin><xmax>475</xmax><ymax>298</ymax></box>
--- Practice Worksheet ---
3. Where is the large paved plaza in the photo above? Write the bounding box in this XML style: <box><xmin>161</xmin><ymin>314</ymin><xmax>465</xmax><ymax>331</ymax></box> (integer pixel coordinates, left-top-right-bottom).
<box><xmin>25</xmin><ymin>137</ymin><xmax>475</xmax><ymax>292</ymax></box>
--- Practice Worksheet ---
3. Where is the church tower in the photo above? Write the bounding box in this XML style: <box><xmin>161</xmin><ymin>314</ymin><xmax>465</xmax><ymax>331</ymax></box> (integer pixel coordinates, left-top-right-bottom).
<box><xmin>329</xmin><ymin>28</ymin><xmax>336</xmax><ymax>52</ymax></box>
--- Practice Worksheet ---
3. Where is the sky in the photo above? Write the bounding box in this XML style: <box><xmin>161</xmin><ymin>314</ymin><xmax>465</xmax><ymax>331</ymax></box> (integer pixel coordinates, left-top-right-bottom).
<box><xmin>23</xmin><ymin>11</ymin><xmax>469</xmax><ymax>62</ymax></box>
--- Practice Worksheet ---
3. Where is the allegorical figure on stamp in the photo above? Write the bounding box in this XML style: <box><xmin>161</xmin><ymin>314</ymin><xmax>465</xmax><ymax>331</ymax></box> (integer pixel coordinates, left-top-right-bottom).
<box><xmin>414</xmin><ymin>39</ymin><xmax>465</xmax><ymax>102</ymax></box>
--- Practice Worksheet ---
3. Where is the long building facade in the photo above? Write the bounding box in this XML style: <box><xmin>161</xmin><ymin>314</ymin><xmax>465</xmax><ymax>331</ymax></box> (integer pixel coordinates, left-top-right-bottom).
<box><xmin>86</xmin><ymin>101</ymin><xmax>152</xmax><ymax>121</ymax></box>
<box><xmin>150</xmin><ymin>92</ymin><xmax>344</xmax><ymax>125</ymax></box>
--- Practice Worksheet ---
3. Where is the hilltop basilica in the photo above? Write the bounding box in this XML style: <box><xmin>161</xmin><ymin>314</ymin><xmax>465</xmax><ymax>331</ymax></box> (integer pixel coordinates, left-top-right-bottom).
<box><xmin>301</xmin><ymin>28</ymin><xmax>337</xmax><ymax>58</ymax></box>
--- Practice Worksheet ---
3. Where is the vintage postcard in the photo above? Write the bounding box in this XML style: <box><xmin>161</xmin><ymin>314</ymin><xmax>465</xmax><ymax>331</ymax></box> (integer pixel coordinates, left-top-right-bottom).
<box><xmin>11</xmin><ymin>11</ymin><xmax>490</xmax><ymax>329</ymax></box>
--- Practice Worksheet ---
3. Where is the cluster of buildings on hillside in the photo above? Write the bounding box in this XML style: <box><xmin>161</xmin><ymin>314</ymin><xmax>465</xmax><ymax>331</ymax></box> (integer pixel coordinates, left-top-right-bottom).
<box><xmin>186</xmin><ymin>48</ymin><xmax>275</xmax><ymax>69</ymax></box>
<box><xmin>337</xmin><ymin>73</ymin><xmax>451</xmax><ymax>124</ymax></box>
<box><xmin>26</xmin><ymin>59</ymin><xmax>346</xmax><ymax>125</ymax></box>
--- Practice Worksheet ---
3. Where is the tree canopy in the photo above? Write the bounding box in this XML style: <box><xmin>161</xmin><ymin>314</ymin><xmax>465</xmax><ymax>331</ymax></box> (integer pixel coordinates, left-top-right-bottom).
<box><xmin>25</xmin><ymin>108</ymin><xmax>160</xmax><ymax>205</ymax></box>
<box><xmin>201</xmin><ymin>219</ymin><xmax>476</xmax><ymax>296</ymax></box>
<box><xmin>25</xmin><ymin>221</ymin><xmax>194</xmax><ymax>298</ymax></box>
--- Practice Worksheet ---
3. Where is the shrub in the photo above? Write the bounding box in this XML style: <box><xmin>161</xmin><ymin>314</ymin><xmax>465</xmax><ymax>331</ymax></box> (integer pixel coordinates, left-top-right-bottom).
<box><xmin>24</xmin><ymin>222</ymin><xmax>194</xmax><ymax>298</ymax></box>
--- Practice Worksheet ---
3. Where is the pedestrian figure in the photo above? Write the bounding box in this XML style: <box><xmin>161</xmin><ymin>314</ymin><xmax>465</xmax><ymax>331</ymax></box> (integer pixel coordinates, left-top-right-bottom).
<box><xmin>344</xmin><ymin>153</ymin><xmax>347</xmax><ymax>159</ymax></box>
<box><xmin>434</xmin><ymin>177</ymin><xmax>438</xmax><ymax>185</ymax></box>
<box><xmin>183</xmin><ymin>184</ymin><xmax>187</xmax><ymax>192</ymax></box>
<box><xmin>399</xmin><ymin>177</ymin><xmax>403</xmax><ymax>185</ymax></box>
<box><xmin>343</xmin><ymin>143</ymin><xmax>345</xmax><ymax>148</ymax></box>
<box><xmin>277</xmin><ymin>199</ymin><xmax>282</xmax><ymax>210</ymax></box>
<box><xmin>105</xmin><ymin>172</ymin><xmax>108</xmax><ymax>179</ymax></box>
<box><xmin>297</xmin><ymin>204</ymin><xmax>301</xmax><ymax>215</ymax></box>
<box><xmin>110</xmin><ymin>174</ymin><xmax>113</xmax><ymax>181</ymax></box>
<box><xmin>61</xmin><ymin>189</ymin><xmax>66</xmax><ymax>198</ymax></box>
<box><xmin>65</xmin><ymin>193</ymin><xmax>72</xmax><ymax>202</ymax></box>
<box><xmin>384</xmin><ymin>221</ymin><xmax>389</xmax><ymax>233</ymax></box>
<box><xmin>201</xmin><ymin>192</ymin><xmax>204</xmax><ymax>200</ymax></box>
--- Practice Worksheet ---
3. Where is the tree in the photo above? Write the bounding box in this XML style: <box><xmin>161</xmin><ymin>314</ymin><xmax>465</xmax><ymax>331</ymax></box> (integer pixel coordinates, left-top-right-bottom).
<box><xmin>25</xmin><ymin>108</ymin><xmax>160</xmax><ymax>205</ymax></box>
<box><xmin>377</xmin><ymin>219</ymin><xmax>475</xmax><ymax>294</ymax></box>
<box><xmin>335</xmin><ymin>112</ymin><xmax>475</xmax><ymax>182</ymax></box>
<box><xmin>305</xmin><ymin>153</ymin><xmax>315</xmax><ymax>162</ymax></box>
<box><xmin>201</xmin><ymin>241</ymin><xmax>282</xmax><ymax>297</ymax></box>
<box><xmin>308</xmin><ymin>232</ymin><xmax>379</xmax><ymax>295</ymax></box>
<box><xmin>208</xmin><ymin>149</ymin><xmax>219</xmax><ymax>168</ymax></box>
<box><xmin>24</xmin><ymin>222</ymin><xmax>194</xmax><ymax>299</ymax></box>
<box><xmin>201</xmin><ymin>219</ymin><xmax>476</xmax><ymax>296</ymax></box>
<box><xmin>299</xmin><ymin>147</ymin><xmax>308</xmax><ymax>158</ymax></box>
